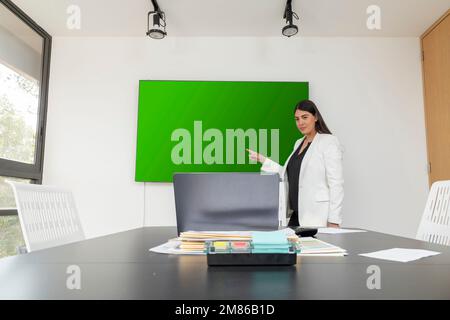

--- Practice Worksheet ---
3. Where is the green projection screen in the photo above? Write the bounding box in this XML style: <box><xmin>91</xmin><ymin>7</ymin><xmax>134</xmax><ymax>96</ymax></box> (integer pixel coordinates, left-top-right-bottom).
<box><xmin>135</xmin><ymin>80</ymin><xmax>309</xmax><ymax>182</ymax></box>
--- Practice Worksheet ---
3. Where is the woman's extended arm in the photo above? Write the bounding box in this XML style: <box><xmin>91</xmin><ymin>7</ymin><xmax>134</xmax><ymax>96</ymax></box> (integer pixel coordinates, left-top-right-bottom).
<box><xmin>247</xmin><ymin>149</ymin><xmax>283</xmax><ymax>177</ymax></box>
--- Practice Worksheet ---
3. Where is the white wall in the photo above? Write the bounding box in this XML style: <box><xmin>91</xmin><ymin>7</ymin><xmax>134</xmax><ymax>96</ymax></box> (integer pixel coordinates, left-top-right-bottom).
<box><xmin>43</xmin><ymin>36</ymin><xmax>428</xmax><ymax>239</ymax></box>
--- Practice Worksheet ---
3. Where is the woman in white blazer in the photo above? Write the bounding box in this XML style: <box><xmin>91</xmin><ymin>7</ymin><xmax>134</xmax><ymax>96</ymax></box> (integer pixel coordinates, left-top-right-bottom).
<box><xmin>248</xmin><ymin>100</ymin><xmax>344</xmax><ymax>228</ymax></box>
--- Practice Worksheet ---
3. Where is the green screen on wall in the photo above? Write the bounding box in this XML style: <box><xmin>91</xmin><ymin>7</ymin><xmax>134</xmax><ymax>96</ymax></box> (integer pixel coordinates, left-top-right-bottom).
<box><xmin>135</xmin><ymin>80</ymin><xmax>309</xmax><ymax>182</ymax></box>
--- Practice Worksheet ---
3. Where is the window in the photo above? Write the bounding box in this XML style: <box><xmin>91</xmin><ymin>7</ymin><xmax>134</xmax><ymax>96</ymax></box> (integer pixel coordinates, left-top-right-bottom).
<box><xmin>0</xmin><ymin>0</ymin><xmax>51</xmax><ymax>259</ymax></box>
<box><xmin>0</xmin><ymin>62</ymin><xmax>40</xmax><ymax>164</ymax></box>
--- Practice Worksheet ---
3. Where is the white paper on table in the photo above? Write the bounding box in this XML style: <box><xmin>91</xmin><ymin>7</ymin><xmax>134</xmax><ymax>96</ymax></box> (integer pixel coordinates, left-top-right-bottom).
<box><xmin>149</xmin><ymin>240</ymin><xmax>180</xmax><ymax>254</ymax></box>
<box><xmin>298</xmin><ymin>253</ymin><xmax>347</xmax><ymax>257</ymax></box>
<box><xmin>149</xmin><ymin>240</ymin><xmax>205</xmax><ymax>255</ymax></box>
<box><xmin>359</xmin><ymin>248</ymin><xmax>441</xmax><ymax>263</ymax></box>
<box><xmin>318</xmin><ymin>228</ymin><xmax>367</xmax><ymax>234</ymax></box>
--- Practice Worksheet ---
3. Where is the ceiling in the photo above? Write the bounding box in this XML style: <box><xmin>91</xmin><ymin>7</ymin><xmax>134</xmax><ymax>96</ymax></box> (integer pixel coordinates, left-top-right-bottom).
<box><xmin>9</xmin><ymin>0</ymin><xmax>450</xmax><ymax>37</ymax></box>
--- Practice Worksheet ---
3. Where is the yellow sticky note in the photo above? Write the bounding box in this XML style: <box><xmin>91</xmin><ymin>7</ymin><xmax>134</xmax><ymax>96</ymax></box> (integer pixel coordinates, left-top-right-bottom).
<box><xmin>214</xmin><ymin>241</ymin><xmax>228</xmax><ymax>250</ymax></box>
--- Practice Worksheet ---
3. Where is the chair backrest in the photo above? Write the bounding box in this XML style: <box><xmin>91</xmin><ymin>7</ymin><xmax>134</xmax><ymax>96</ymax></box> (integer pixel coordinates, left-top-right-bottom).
<box><xmin>416</xmin><ymin>180</ymin><xmax>450</xmax><ymax>246</ymax></box>
<box><xmin>7</xmin><ymin>181</ymin><xmax>85</xmax><ymax>252</ymax></box>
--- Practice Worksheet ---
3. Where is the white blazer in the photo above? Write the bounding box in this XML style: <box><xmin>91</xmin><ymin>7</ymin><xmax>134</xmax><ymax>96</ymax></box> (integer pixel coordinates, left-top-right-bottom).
<box><xmin>261</xmin><ymin>133</ymin><xmax>344</xmax><ymax>227</ymax></box>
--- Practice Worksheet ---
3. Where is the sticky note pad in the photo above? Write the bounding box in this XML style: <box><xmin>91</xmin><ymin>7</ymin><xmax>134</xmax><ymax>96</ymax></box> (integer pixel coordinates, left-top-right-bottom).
<box><xmin>252</xmin><ymin>248</ymin><xmax>290</xmax><ymax>254</ymax></box>
<box><xmin>231</xmin><ymin>241</ymin><xmax>250</xmax><ymax>250</ymax></box>
<box><xmin>252</xmin><ymin>243</ymin><xmax>290</xmax><ymax>249</ymax></box>
<box><xmin>213</xmin><ymin>241</ymin><xmax>229</xmax><ymax>251</ymax></box>
<box><xmin>252</xmin><ymin>231</ymin><xmax>288</xmax><ymax>245</ymax></box>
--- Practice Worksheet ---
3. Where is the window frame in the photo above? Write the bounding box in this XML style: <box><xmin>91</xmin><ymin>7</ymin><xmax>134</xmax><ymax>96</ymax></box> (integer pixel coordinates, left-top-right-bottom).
<box><xmin>0</xmin><ymin>0</ymin><xmax>52</xmax><ymax>216</ymax></box>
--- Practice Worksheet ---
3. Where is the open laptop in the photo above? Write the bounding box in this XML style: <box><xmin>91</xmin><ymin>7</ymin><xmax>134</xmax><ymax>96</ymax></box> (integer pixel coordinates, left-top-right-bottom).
<box><xmin>173</xmin><ymin>172</ymin><xmax>280</xmax><ymax>235</ymax></box>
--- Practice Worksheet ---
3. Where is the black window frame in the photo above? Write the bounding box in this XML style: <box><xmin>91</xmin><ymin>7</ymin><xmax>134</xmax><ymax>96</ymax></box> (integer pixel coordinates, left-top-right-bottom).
<box><xmin>0</xmin><ymin>0</ymin><xmax>52</xmax><ymax>216</ymax></box>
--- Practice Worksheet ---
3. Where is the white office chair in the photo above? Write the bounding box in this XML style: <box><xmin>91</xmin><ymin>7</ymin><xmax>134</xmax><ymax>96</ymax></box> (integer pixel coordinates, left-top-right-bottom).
<box><xmin>7</xmin><ymin>181</ymin><xmax>85</xmax><ymax>252</ymax></box>
<box><xmin>416</xmin><ymin>180</ymin><xmax>450</xmax><ymax>246</ymax></box>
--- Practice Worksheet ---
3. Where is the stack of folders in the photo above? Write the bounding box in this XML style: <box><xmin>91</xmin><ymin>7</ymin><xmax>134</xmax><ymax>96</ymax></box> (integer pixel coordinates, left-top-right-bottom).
<box><xmin>177</xmin><ymin>230</ymin><xmax>299</xmax><ymax>254</ymax></box>
<box><xmin>178</xmin><ymin>231</ymin><xmax>252</xmax><ymax>254</ymax></box>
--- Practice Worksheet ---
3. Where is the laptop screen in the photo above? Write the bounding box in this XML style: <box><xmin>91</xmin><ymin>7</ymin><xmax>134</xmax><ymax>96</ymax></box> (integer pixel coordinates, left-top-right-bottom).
<box><xmin>173</xmin><ymin>173</ymin><xmax>280</xmax><ymax>235</ymax></box>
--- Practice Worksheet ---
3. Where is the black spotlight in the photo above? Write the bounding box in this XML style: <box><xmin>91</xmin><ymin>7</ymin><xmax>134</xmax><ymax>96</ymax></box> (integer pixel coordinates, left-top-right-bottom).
<box><xmin>147</xmin><ymin>0</ymin><xmax>166</xmax><ymax>39</ymax></box>
<box><xmin>282</xmin><ymin>0</ymin><xmax>299</xmax><ymax>37</ymax></box>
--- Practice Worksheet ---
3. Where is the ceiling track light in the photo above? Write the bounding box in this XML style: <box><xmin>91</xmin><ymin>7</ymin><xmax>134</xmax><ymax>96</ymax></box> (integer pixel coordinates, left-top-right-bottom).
<box><xmin>282</xmin><ymin>0</ymin><xmax>299</xmax><ymax>37</ymax></box>
<box><xmin>147</xmin><ymin>0</ymin><xmax>167</xmax><ymax>40</ymax></box>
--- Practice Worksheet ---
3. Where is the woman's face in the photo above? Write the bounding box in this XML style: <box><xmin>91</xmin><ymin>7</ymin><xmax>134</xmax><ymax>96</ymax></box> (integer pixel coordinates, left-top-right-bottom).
<box><xmin>295</xmin><ymin>109</ymin><xmax>317</xmax><ymax>136</ymax></box>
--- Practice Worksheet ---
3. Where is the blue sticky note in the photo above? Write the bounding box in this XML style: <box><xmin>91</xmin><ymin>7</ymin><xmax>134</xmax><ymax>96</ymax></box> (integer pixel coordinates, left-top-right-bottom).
<box><xmin>252</xmin><ymin>248</ymin><xmax>290</xmax><ymax>254</ymax></box>
<box><xmin>252</xmin><ymin>230</ymin><xmax>288</xmax><ymax>245</ymax></box>
<box><xmin>252</xmin><ymin>243</ymin><xmax>290</xmax><ymax>249</ymax></box>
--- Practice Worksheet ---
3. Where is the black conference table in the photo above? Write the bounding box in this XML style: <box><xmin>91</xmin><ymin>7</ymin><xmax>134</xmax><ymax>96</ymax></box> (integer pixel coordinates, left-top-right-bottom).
<box><xmin>1</xmin><ymin>227</ymin><xmax>450</xmax><ymax>300</ymax></box>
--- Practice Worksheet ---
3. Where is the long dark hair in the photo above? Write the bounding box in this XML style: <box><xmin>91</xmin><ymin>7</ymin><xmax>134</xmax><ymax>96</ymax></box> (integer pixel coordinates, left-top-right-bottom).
<box><xmin>294</xmin><ymin>99</ymin><xmax>332</xmax><ymax>134</ymax></box>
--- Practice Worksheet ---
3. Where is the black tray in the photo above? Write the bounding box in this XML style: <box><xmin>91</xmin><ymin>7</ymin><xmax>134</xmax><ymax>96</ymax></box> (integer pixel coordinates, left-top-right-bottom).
<box><xmin>207</xmin><ymin>253</ymin><xmax>297</xmax><ymax>266</ymax></box>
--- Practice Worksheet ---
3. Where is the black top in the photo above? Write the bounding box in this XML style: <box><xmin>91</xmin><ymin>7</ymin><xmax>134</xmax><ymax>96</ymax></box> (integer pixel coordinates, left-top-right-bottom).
<box><xmin>2</xmin><ymin>227</ymin><xmax>450</xmax><ymax>299</ymax></box>
<box><xmin>286</xmin><ymin>139</ymin><xmax>311</xmax><ymax>213</ymax></box>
